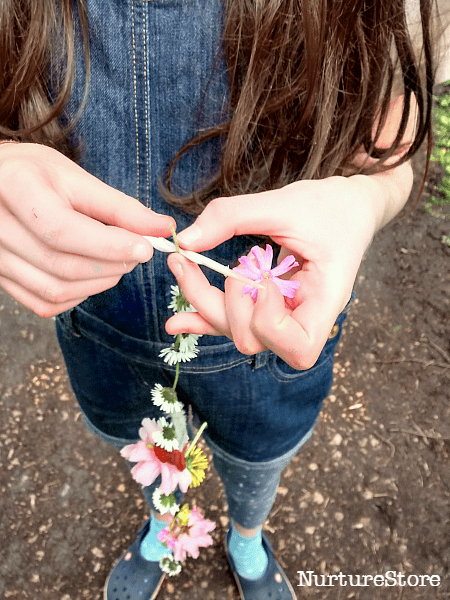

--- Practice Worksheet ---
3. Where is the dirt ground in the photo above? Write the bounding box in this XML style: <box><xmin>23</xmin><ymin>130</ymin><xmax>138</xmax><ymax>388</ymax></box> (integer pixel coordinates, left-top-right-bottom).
<box><xmin>0</xmin><ymin>146</ymin><xmax>449</xmax><ymax>599</ymax></box>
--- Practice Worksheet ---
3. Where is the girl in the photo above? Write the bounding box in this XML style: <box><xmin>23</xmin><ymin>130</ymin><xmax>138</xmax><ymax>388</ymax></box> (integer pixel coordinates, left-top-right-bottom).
<box><xmin>0</xmin><ymin>1</ymin><xmax>448</xmax><ymax>599</ymax></box>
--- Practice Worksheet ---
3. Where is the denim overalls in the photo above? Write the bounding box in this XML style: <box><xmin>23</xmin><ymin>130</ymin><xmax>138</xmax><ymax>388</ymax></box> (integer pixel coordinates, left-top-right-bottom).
<box><xmin>55</xmin><ymin>0</ymin><xmax>350</xmax><ymax>527</ymax></box>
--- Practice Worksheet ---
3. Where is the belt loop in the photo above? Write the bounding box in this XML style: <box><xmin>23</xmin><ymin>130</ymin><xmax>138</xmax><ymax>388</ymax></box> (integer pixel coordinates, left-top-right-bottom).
<box><xmin>253</xmin><ymin>350</ymin><xmax>269</xmax><ymax>369</ymax></box>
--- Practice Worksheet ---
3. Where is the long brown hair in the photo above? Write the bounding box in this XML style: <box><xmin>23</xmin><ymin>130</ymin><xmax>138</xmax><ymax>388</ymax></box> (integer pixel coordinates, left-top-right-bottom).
<box><xmin>0</xmin><ymin>0</ymin><xmax>89</xmax><ymax>158</ymax></box>
<box><xmin>163</xmin><ymin>0</ymin><xmax>440</xmax><ymax>213</ymax></box>
<box><xmin>0</xmin><ymin>1</ymin><xmax>443</xmax><ymax>208</ymax></box>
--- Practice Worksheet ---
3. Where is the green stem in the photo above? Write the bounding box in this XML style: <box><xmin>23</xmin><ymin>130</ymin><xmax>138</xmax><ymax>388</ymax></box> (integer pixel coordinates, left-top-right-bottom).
<box><xmin>172</xmin><ymin>361</ymin><xmax>180</xmax><ymax>391</ymax></box>
<box><xmin>185</xmin><ymin>422</ymin><xmax>208</xmax><ymax>457</ymax></box>
<box><xmin>170</xmin><ymin>225</ymin><xmax>180</xmax><ymax>253</ymax></box>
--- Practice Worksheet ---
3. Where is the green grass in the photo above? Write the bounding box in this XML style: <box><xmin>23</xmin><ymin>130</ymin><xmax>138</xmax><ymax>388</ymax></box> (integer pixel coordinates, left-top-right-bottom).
<box><xmin>426</xmin><ymin>83</ymin><xmax>450</xmax><ymax>223</ymax></box>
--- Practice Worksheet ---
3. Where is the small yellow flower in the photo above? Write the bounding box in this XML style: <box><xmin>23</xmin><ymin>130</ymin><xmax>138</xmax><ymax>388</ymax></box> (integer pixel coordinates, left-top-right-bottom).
<box><xmin>177</xmin><ymin>504</ymin><xmax>192</xmax><ymax>528</ymax></box>
<box><xmin>185</xmin><ymin>446</ymin><xmax>208</xmax><ymax>487</ymax></box>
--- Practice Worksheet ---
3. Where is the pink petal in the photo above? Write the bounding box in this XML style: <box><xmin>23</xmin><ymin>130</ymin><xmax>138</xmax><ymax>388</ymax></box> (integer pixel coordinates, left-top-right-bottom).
<box><xmin>121</xmin><ymin>440</ymin><xmax>153</xmax><ymax>462</ymax></box>
<box><xmin>241</xmin><ymin>285</ymin><xmax>260</xmax><ymax>302</ymax></box>
<box><xmin>270</xmin><ymin>256</ymin><xmax>299</xmax><ymax>277</ymax></box>
<box><xmin>159</xmin><ymin>463</ymin><xmax>192</xmax><ymax>495</ymax></box>
<box><xmin>130</xmin><ymin>460</ymin><xmax>161</xmax><ymax>486</ymax></box>
<box><xmin>242</xmin><ymin>283</ymin><xmax>263</xmax><ymax>300</ymax></box>
<box><xmin>159</xmin><ymin>463</ymin><xmax>181</xmax><ymax>495</ymax></box>
<box><xmin>235</xmin><ymin>256</ymin><xmax>262</xmax><ymax>279</ymax></box>
<box><xmin>251</xmin><ymin>245</ymin><xmax>273</xmax><ymax>271</ymax></box>
<box><xmin>272</xmin><ymin>277</ymin><xmax>300</xmax><ymax>298</ymax></box>
<box><xmin>172</xmin><ymin>540</ymin><xmax>188</xmax><ymax>562</ymax></box>
<box><xmin>139</xmin><ymin>418</ymin><xmax>161</xmax><ymax>442</ymax></box>
<box><xmin>177</xmin><ymin>467</ymin><xmax>193</xmax><ymax>493</ymax></box>
<box><xmin>158</xmin><ymin>529</ymin><xmax>177</xmax><ymax>549</ymax></box>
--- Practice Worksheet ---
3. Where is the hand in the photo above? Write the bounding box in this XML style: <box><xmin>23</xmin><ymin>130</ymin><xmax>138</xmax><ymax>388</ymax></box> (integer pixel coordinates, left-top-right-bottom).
<box><xmin>0</xmin><ymin>143</ymin><xmax>175</xmax><ymax>317</ymax></box>
<box><xmin>165</xmin><ymin>175</ymin><xmax>392</xmax><ymax>369</ymax></box>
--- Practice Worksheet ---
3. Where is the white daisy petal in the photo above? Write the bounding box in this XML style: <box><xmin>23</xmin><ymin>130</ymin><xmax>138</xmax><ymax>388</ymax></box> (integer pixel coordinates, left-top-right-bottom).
<box><xmin>153</xmin><ymin>489</ymin><xmax>180</xmax><ymax>515</ymax></box>
<box><xmin>159</xmin><ymin>346</ymin><xmax>199</xmax><ymax>365</ymax></box>
<box><xmin>153</xmin><ymin>418</ymin><xmax>179</xmax><ymax>451</ymax></box>
<box><xmin>160</xmin><ymin>554</ymin><xmax>182</xmax><ymax>576</ymax></box>
<box><xmin>168</xmin><ymin>285</ymin><xmax>197</xmax><ymax>313</ymax></box>
<box><xmin>151</xmin><ymin>384</ymin><xmax>184</xmax><ymax>414</ymax></box>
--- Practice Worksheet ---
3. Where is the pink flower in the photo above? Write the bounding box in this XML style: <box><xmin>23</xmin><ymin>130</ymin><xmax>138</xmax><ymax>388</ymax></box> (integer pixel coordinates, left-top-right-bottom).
<box><xmin>120</xmin><ymin>418</ymin><xmax>192</xmax><ymax>494</ymax></box>
<box><xmin>157</xmin><ymin>507</ymin><xmax>215</xmax><ymax>562</ymax></box>
<box><xmin>157</xmin><ymin>527</ymin><xmax>177</xmax><ymax>550</ymax></box>
<box><xmin>233</xmin><ymin>244</ymin><xmax>300</xmax><ymax>301</ymax></box>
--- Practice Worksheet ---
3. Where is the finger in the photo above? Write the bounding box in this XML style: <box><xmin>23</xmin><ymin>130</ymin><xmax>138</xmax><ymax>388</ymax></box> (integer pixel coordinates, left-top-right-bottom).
<box><xmin>167</xmin><ymin>253</ymin><xmax>231</xmax><ymax>337</ymax></box>
<box><xmin>1</xmin><ymin>163</ymin><xmax>168</xmax><ymax>262</ymax></box>
<box><xmin>0</xmin><ymin>211</ymin><xmax>138</xmax><ymax>280</ymax></box>
<box><xmin>0</xmin><ymin>249</ymin><xmax>122</xmax><ymax>305</ymax></box>
<box><xmin>224</xmin><ymin>276</ymin><xmax>267</xmax><ymax>355</ymax></box>
<box><xmin>166</xmin><ymin>311</ymin><xmax>223</xmax><ymax>337</ymax></box>
<box><xmin>63</xmin><ymin>164</ymin><xmax>176</xmax><ymax>237</ymax></box>
<box><xmin>0</xmin><ymin>275</ymin><xmax>88</xmax><ymax>319</ymax></box>
<box><xmin>250</xmin><ymin>280</ymin><xmax>316</xmax><ymax>369</ymax></box>
<box><xmin>251</xmin><ymin>278</ymin><xmax>341</xmax><ymax>369</ymax></box>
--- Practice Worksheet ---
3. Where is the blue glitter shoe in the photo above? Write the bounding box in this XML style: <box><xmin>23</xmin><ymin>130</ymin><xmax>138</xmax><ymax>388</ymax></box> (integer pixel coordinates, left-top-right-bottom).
<box><xmin>104</xmin><ymin>521</ymin><xmax>165</xmax><ymax>600</ymax></box>
<box><xmin>225</xmin><ymin>529</ymin><xmax>297</xmax><ymax>600</ymax></box>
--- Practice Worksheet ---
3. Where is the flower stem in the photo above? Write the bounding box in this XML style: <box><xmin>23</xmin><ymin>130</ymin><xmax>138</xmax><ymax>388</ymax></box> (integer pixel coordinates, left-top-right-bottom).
<box><xmin>172</xmin><ymin>361</ymin><xmax>180</xmax><ymax>391</ymax></box>
<box><xmin>185</xmin><ymin>422</ymin><xmax>208</xmax><ymax>457</ymax></box>
<box><xmin>170</xmin><ymin>225</ymin><xmax>180</xmax><ymax>253</ymax></box>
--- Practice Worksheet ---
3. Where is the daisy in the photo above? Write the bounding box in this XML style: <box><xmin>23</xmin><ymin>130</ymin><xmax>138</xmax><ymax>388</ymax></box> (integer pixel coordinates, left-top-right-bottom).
<box><xmin>152</xmin><ymin>489</ymin><xmax>180</xmax><ymax>516</ymax></box>
<box><xmin>151</xmin><ymin>383</ymin><xmax>184</xmax><ymax>414</ymax></box>
<box><xmin>178</xmin><ymin>332</ymin><xmax>200</xmax><ymax>354</ymax></box>
<box><xmin>153</xmin><ymin>417</ymin><xmax>179</xmax><ymax>451</ymax></box>
<box><xmin>159</xmin><ymin>554</ymin><xmax>182</xmax><ymax>576</ymax></box>
<box><xmin>159</xmin><ymin>344</ymin><xmax>199</xmax><ymax>365</ymax></box>
<box><xmin>233</xmin><ymin>244</ymin><xmax>300</xmax><ymax>301</ymax></box>
<box><xmin>168</xmin><ymin>285</ymin><xmax>197</xmax><ymax>313</ymax></box>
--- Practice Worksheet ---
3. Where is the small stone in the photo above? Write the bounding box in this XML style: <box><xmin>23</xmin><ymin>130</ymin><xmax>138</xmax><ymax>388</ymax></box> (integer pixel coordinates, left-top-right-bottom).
<box><xmin>91</xmin><ymin>547</ymin><xmax>104</xmax><ymax>558</ymax></box>
<box><xmin>330</xmin><ymin>433</ymin><xmax>343</xmax><ymax>446</ymax></box>
<box><xmin>305</xmin><ymin>526</ymin><xmax>315</xmax><ymax>535</ymax></box>
<box><xmin>308</xmin><ymin>463</ymin><xmax>319</xmax><ymax>471</ymax></box>
<box><xmin>313</xmin><ymin>492</ymin><xmax>325</xmax><ymax>505</ymax></box>
<box><xmin>219</xmin><ymin>516</ymin><xmax>229</xmax><ymax>528</ymax></box>
<box><xmin>334</xmin><ymin>512</ymin><xmax>344</xmax><ymax>522</ymax></box>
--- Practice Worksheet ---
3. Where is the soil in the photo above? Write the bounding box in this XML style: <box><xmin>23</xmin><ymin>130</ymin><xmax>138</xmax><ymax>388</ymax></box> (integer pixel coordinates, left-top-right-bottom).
<box><xmin>0</xmin><ymin>145</ymin><xmax>449</xmax><ymax>599</ymax></box>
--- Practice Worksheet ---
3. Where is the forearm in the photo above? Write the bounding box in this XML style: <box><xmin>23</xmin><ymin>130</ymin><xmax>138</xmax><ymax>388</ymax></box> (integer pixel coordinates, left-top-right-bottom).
<box><xmin>349</xmin><ymin>161</ymin><xmax>414</xmax><ymax>235</ymax></box>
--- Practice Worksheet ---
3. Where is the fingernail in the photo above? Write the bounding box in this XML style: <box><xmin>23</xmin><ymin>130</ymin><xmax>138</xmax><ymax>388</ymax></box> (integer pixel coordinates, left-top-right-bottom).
<box><xmin>171</xmin><ymin>259</ymin><xmax>183</xmax><ymax>276</ymax></box>
<box><xmin>176</xmin><ymin>225</ymin><xmax>201</xmax><ymax>246</ymax></box>
<box><xmin>132</xmin><ymin>243</ymin><xmax>152</xmax><ymax>262</ymax></box>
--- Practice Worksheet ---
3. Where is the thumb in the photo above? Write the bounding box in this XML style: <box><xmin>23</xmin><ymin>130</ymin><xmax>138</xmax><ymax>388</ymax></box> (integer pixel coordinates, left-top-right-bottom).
<box><xmin>176</xmin><ymin>194</ymin><xmax>278</xmax><ymax>251</ymax></box>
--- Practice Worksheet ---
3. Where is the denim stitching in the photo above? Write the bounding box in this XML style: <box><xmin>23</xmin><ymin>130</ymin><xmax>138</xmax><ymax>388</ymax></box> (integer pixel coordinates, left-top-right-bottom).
<box><xmin>131</xmin><ymin>0</ymin><xmax>140</xmax><ymax>201</ymax></box>
<box><xmin>63</xmin><ymin>314</ymin><xmax>252</xmax><ymax>371</ymax></box>
<box><xmin>137</xmin><ymin>4</ymin><xmax>156</xmax><ymax>341</ymax></box>
<box><xmin>142</xmin><ymin>4</ymin><xmax>150</xmax><ymax>207</ymax></box>
<box><xmin>267</xmin><ymin>352</ymin><xmax>333</xmax><ymax>383</ymax></box>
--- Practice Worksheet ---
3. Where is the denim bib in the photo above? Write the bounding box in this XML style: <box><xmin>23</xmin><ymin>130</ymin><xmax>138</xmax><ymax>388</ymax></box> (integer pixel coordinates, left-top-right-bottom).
<box><xmin>68</xmin><ymin>0</ymin><xmax>261</xmax><ymax>344</ymax></box>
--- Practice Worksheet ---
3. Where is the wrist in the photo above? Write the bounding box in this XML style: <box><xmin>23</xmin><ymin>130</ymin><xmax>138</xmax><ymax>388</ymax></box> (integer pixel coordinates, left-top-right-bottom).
<box><xmin>348</xmin><ymin>161</ymin><xmax>413</xmax><ymax>233</ymax></box>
